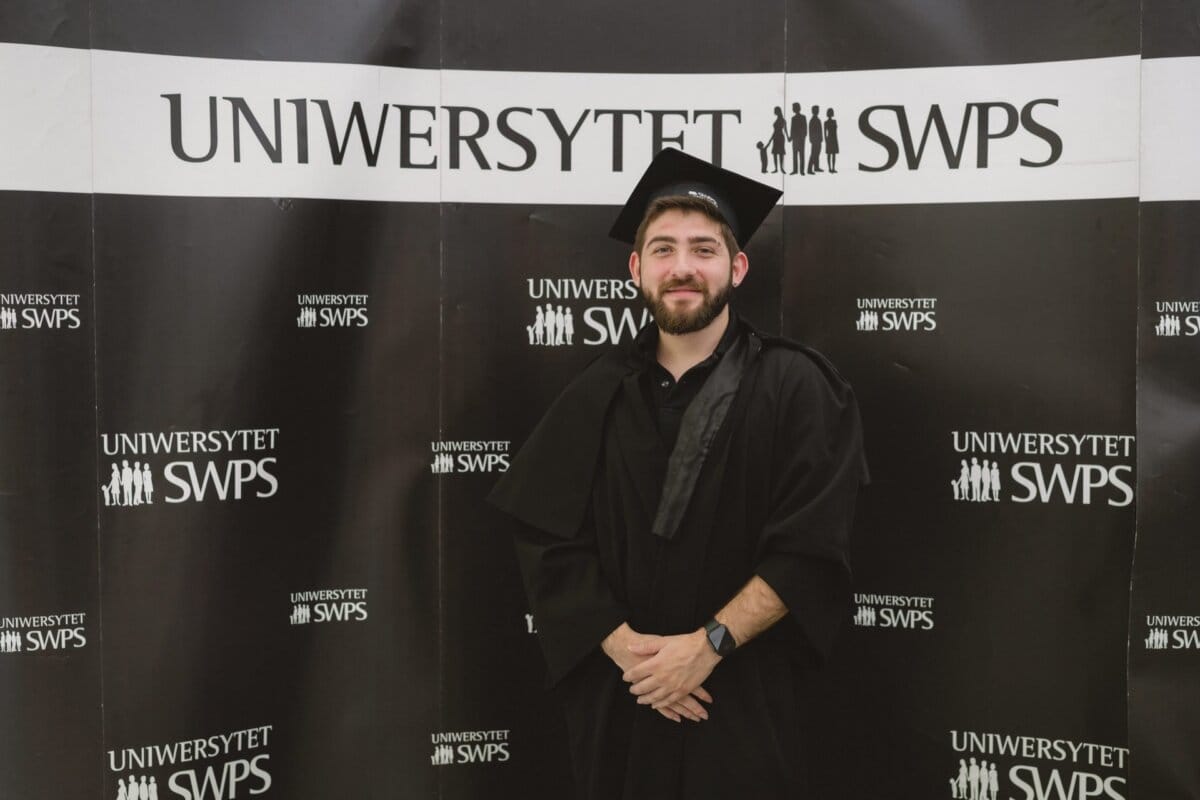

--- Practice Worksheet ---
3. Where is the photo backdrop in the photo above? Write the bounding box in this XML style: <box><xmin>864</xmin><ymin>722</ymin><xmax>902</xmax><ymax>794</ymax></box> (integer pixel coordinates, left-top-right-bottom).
<box><xmin>0</xmin><ymin>1</ymin><xmax>1196</xmax><ymax>797</ymax></box>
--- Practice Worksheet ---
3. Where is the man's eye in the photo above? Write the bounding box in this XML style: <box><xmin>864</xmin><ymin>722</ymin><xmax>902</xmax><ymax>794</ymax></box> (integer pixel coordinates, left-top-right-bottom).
<box><xmin>653</xmin><ymin>246</ymin><xmax>670</xmax><ymax>254</ymax></box>
<box><xmin>697</xmin><ymin>248</ymin><xmax>715</xmax><ymax>255</ymax></box>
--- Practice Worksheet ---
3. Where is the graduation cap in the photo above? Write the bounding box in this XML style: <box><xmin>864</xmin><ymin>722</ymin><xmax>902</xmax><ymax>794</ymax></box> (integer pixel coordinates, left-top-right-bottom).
<box><xmin>608</xmin><ymin>148</ymin><xmax>782</xmax><ymax>248</ymax></box>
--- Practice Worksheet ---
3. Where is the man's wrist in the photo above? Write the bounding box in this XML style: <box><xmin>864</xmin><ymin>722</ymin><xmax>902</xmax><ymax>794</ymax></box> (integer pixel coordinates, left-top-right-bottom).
<box><xmin>601</xmin><ymin>622</ymin><xmax>630</xmax><ymax>659</ymax></box>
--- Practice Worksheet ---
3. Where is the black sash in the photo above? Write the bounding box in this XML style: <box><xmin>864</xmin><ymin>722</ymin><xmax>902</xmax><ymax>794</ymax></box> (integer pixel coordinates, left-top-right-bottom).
<box><xmin>651</xmin><ymin>330</ymin><xmax>758</xmax><ymax>540</ymax></box>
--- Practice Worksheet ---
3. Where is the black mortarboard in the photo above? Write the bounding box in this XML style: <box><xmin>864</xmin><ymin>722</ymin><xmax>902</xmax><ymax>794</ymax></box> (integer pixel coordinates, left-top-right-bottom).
<box><xmin>608</xmin><ymin>148</ymin><xmax>782</xmax><ymax>247</ymax></box>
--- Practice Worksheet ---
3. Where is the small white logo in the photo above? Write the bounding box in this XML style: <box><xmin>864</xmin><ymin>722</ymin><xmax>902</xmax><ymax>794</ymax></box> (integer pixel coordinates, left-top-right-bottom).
<box><xmin>289</xmin><ymin>589</ymin><xmax>368</xmax><ymax>626</ymax></box>
<box><xmin>855</xmin><ymin>298</ymin><xmax>937</xmax><ymax>332</ymax></box>
<box><xmin>101</xmin><ymin>461</ymin><xmax>156</xmax><ymax>507</ymax></box>
<box><xmin>525</xmin><ymin>278</ymin><xmax>647</xmax><ymax>347</ymax></box>
<box><xmin>951</xmin><ymin>729</ymin><xmax>1127</xmax><ymax>799</ymax></box>
<box><xmin>951</xmin><ymin>458</ymin><xmax>1002</xmax><ymax>502</ymax></box>
<box><xmin>429</xmin><ymin>730</ymin><xmax>511</xmax><ymax>766</ymax></box>
<box><xmin>686</xmin><ymin>189</ymin><xmax>718</xmax><ymax>206</ymax></box>
<box><xmin>1153</xmin><ymin>301</ymin><xmax>1200</xmax><ymax>336</ymax></box>
<box><xmin>0</xmin><ymin>293</ymin><xmax>82</xmax><ymax>330</ymax></box>
<box><xmin>528</xmin><ymin>304</ymin><xmax>575</xmax><ymax>346</ymax></box>
<box><xmin>115</xmin><ymin>775</ymin><xmax>160</xmax><ymax>800</ymax></box>
<box><xmin>430</xmin><ymin>441</ymin><xmax>510</xmax><ymax>475</ymax></box>
<box><xmin>949</xmin><ymin>757</ymin><xmax>999</xmax><ymax>800</ymax></box>
<box><xmin>951</xmin><ymin>431</ymin><xmax>1134</xmax><ymax>507</ymax></box>
<box><xmin>297</xmin><ymin>293</ymin><xmax>369</xmax><ymax>328</ymax></box>
<box><xmin>1146</xmin><ymin>628</ymin><xmax>1169</xmax><ymax>649</ymax></box>
<box><xmin>853</xmin><ymin>593</ymin><xmax>934</xmax><ymax>631</ymax></box>
<box><xmin>108</xmin><ymin>724</ymin><xmax>272</xmax><ymax>799</ymax></box>
<box><xmin>0</xmin><ymin>612</ymin><xmax>88</xmax><ymax>653</ymax></box>
<box><xmin>101</xmin><ymin>428</ymin><xmax>280</xmax><ymax>506</ymax></box>
<box><xmin>1144</xmin><ymin>615</ymin><xmax>1200</xmax><ymax>650</ymax></box>
<box><xmin>1155</xmin><ymin>314</ymin><xmax>1181</xmax><ymax>336</ymax></box>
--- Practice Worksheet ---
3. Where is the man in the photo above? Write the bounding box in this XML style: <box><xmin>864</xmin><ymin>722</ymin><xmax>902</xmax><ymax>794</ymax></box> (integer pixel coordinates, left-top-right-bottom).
<box><xmin>807</xmin><ymin>105</ymin><xmax>824</xmax><ymax>174</ymax></box>
<box><xmin>789</xmin><ymin>102</ymin><xmax>807</xmax><ymax>175</ymax></box>
<box><xmin>489</xmin><ymin>149</ymin><xmax>867</xmax><ymax>799</ymax></box>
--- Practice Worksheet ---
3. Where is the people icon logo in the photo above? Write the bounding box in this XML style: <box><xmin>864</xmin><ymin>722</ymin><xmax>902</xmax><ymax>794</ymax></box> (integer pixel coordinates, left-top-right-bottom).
<box><xmin>951</xmin><ymin>458</ymin><xmax>1003</xmax><ymax>503</ymax></box>
<box><xmin>758</xmin><ymin>104</ymin><xmax>840</xmax><ymax>176</ymax></box>
<box><xmin>101</xmin><ymin>461</ymin><xmax>156</xmax><ymax>507</ymax></box>
<box><xmin>115</xmin><ymin>775</ymin><xmax>159</xmax><ymax>800</ymax></box>
<box><xmin>528</xmin><ymin>303</ymin><xmax>576</xmax><ymax>347</ymax></box>
<box><xmin>949</xmin><ymin>758</ymin><xmax>1000</xmax><ymax>800</ymax></box>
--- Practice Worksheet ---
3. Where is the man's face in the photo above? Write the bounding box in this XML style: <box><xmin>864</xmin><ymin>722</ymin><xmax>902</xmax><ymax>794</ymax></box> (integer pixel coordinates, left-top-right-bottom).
<box><xmin>629</xmin><ymin>209</ymin><xmax>748</xmax><ymax>335</ymax></box>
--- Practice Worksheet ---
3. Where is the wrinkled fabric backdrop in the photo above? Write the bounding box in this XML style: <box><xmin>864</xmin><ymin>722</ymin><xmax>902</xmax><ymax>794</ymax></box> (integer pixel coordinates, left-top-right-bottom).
<box><xmin>0</xmin><ymin>1</ymin><xmax>1197</xmax><ymax>798</ymax></box>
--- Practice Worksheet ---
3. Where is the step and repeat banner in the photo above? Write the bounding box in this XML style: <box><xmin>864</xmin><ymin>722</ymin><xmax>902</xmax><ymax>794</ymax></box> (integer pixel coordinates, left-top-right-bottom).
<box><xmin>0</xmin><ymin>1</ymin><xmax>1194</xmax><ymax>797</ymax></box>
<box><xmin>1129</xmin><ymin>3</ymin><xmax>1200</xmax><ymax>799</ymax></box>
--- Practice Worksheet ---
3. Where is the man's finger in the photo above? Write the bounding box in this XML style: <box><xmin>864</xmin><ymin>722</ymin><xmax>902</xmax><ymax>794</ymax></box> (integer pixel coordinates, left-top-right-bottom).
<box><xmin>667</xmin><ymin>702</ymin><xmax>701</xmax><ymax>722</ymax></box>
<box><xmin>675</xmin><ymin>695</ymin><xmax>708</xmax><ymax>721</ymax></box>
<box><xmin>627</xmin><ymin>636</ymin><xmax>664</xmax><ymax>656</ymax></box>
<box><xmin>639</xmin><ymin>687</ymin><xmax>672</xmax><ymax>706</ymax></box>
<box><xmin>656</xmin><ymin>707</ymin><xmax>682</xmax><ymax>724</ymax></box>
<box><xmin>652</xmin><ymin>689</ymin><xmax>689</xmax><ymax>710</ymax></box>
<box><xmin>628</xmin><ymin>677</ymin><xmax>659</xmax><ymax>696</ymax></box>
<box><xmin>692</xmin><ymin>686</ymin><xmax>714</xmax><ymax>704</ymax></box>
<box><xmin>622</xmin><ymin>662</ymin><xmax>657</xmax><ymax>684</ymax></box>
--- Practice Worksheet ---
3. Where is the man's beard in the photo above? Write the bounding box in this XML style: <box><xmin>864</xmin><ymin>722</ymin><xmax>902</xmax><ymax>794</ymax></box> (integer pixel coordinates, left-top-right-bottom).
<box><xmin>640</xmin><ymin>271</ymin><xmax>733</xmax><ymax>335</ymax></box>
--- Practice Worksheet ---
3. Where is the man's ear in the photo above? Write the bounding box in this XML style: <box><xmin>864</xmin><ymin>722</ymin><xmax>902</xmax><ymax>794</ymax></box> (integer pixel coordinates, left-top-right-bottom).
<box><xmin>732</xmin><ymin>251</ymin><xmax>749</xmax><ymax>287</ymax></box>
<box><xmin>629</xmin><ymin>250</ymin><xmax>641</xmax><ymax>286</ymax></box>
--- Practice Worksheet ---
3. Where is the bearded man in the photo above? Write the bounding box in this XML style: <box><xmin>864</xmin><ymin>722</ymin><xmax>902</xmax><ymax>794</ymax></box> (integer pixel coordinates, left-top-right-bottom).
<box><xmin>489</xmin><ymin>148</ymin><xmax>868</xmax><ymax>800</ymax></box>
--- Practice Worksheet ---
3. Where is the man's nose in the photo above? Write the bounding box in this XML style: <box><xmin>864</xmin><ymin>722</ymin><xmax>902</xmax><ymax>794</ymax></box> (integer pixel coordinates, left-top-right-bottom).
<box><xmin>666</xmin><ymin>251</ymin><xmax>699</xmax><ymax>277</ymax></box>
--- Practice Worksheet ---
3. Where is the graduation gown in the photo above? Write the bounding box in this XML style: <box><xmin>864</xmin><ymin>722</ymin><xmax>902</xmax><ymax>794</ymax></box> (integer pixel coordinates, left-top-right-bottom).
<box><xmin>488</xmin><ymin>314</ymin><xmax>867</xmax><ymax>800</ymax></box>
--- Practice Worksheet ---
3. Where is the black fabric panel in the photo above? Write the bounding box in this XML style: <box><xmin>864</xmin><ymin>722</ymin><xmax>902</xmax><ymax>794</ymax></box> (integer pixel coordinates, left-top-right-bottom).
<box><xmin>91</xmin><ymin>0</ymin><xmax>441</xmax><ymax>68</ymax></box>
<box><xmin>92</xmin><ymin>196</ymin><xmax>443</xmax><ymax>799</ymax></box>
<box><xmin>442</xmin><ymin>0</ymin><xmax>786</xmax><ymax>72</ymax></box>
<box><xmin>0</xmin><ymin>0</ymin><xmax>89</xmax><ymax>49</ymax></box>
<box><xmin>0</xmin><ymin>191</ymin><xmax>102</xmax><ymax>800</ymax></box>
<box><xmin>1129</xmin><ymin>200</ymin><xmax>1200</xmax><ymax>800</ymax></box>
<box><xmin>786</xmin><ymin>0</ymin><xmax>1139</xmax><ymax>71</ymax></box>
<box><xmin>1143</xmin><ymin>0</ymin><xmax>1200</xmax><ymax>58</ymax></box>
<box><xmin>784</xmin><ymin>199</ymin><xmax>1136</xmax><ymax>798</ymax></box>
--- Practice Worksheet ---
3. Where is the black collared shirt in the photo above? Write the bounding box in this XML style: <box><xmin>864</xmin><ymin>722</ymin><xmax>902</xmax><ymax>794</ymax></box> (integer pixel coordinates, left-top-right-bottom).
<box><xmin>635</xmin><ymin>310</ymin><xmax>743</xmax><ymax>452</ymax></box>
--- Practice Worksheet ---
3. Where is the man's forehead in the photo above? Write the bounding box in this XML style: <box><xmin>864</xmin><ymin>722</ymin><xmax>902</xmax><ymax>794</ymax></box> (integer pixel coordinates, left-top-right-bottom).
<box><xmin>642</xmin><ymin>209</ymin><xmax>726</xmax><ymax>239</ymax></box>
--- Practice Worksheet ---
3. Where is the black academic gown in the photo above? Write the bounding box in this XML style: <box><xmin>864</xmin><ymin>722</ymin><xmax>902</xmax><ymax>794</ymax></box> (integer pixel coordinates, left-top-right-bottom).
<box><xmin>488</xmin><ymin>314</ymin><xmax>867</xmax><ymax>800</ymax></box>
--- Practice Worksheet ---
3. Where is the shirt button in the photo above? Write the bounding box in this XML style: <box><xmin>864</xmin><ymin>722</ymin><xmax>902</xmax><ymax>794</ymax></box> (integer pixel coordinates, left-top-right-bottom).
<box><xmin>660</xmin><ymin>380</ymin><xmax>670</xmax><ymax>388</ymax></box>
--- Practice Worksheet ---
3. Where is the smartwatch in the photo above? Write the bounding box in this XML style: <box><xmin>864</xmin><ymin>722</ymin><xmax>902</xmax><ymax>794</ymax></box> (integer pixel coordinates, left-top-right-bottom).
<box><xmin>704</xmin><ymin>619</ymin><xmax>737</xmax><ymax>657</ymax></box>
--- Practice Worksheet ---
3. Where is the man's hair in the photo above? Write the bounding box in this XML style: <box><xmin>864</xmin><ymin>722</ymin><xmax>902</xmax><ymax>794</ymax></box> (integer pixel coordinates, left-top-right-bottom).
<box><xmin>633</xmin><ymin>195</ymin><xmax>739</xmax><ymax>259</ymax></box>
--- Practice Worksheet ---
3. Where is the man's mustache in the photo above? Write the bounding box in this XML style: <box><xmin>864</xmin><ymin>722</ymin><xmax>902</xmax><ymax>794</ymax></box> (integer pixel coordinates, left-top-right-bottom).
<box><xmin>659</xmin><ymin>280</ymin><xmax>706</xmax><ymax>292</ymax></box>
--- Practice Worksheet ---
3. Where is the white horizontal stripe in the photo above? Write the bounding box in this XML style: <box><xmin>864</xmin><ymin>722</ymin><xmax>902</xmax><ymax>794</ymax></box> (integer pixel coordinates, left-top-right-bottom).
<box><xmin>0</xmin><ymin>44</ymin><xmax>1144</xmax><ymax>205</ymax></box>
<box><xmin>1140</xmin><ymin>57</ymin><xmax>1200</xmax><ymax>202</ymax></box>
<box><xmin>0</xmin><ymin>44</ymin><xmax>92</xmax><ymax>194</ymax></box>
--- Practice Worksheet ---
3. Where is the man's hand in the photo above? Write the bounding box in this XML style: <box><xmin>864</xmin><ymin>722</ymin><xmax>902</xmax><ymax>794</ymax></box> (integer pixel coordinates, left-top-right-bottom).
<box><xmin>602</xmin><ymin>624</ymin><xmax>712</xmax><ymax>723</ymax></box>
<box><xmin>622</xmin><ymin>629</ymin><xmax>721</xmax><ymax>712</ymax></box>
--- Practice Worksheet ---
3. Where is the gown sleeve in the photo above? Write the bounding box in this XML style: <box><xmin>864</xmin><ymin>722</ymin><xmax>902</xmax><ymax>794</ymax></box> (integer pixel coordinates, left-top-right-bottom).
<box><xmin>487</xmin><ymin>353</ymin><xmax>632</xmax><ymax>685</ymax></box>
<box><xmin>510</xmin><ymin>506</ymin><xmax>630</xmax><ymax>686</ymax></box>
<box><xmin>752</xmin><ymin>348</ymin><xmax>868</xmax><ymax>663</ymax></box>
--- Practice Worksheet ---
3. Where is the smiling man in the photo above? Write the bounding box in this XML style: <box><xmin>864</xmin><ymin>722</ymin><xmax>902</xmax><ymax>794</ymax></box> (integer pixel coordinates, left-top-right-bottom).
<box><xmin>489</xmin><ymin>148</ymin><xmax>868</xmax><ymax>799</ymax></box>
